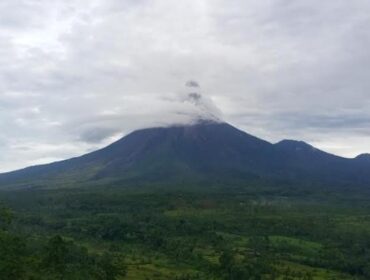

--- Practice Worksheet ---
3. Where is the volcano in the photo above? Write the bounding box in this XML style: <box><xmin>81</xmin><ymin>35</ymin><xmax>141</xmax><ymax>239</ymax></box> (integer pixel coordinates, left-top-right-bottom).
<box><xmin>0</xmin><ymin>120</ymin><xmax>369</xmax><ymax>189</ymax></box>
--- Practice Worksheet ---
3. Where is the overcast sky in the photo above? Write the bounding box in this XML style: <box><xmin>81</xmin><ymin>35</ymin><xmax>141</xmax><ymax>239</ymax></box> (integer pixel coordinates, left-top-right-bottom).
<box><xmin>1</xmin><ymin>0</ymin><xmax>370</xmax><ymax>172</ymax></box>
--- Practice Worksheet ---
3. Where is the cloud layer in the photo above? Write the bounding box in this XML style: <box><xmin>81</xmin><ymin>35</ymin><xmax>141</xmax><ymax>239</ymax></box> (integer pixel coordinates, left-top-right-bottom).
<box><xmin>0</xmin><ymin>0</ymin><xmax>370</xmax><ymax>171</ymax></box>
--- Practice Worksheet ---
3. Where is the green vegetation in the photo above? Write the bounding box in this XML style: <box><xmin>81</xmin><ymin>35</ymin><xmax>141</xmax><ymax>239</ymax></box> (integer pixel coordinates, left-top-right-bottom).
<box><xmin>1</xmin><ymin>184</ymin><xmax>370</xmax><ymax>279</ymax></box>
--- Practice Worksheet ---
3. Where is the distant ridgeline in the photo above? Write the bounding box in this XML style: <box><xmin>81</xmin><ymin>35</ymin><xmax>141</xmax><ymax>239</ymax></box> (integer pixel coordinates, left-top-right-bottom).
<box><xmin>0</xmin><ymin>119</ymin><xmax>370</xmax><ymax>190</ymax></box>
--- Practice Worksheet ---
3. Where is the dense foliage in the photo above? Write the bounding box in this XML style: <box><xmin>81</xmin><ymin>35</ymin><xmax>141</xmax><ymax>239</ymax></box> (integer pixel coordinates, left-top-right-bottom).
<box><xmin>1</xmin><ymin>184</ymin><xmax>370</xmax><ymax>279</ymax></box>
<box><xmin>0</xmin><ymin>204</ymin><xmax>126</xmax><ymax>279</ymax></box>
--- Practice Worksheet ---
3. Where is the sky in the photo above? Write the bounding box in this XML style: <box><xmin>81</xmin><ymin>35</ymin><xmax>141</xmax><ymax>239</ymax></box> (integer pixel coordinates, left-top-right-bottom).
<box><xmin>1</xmin><ymin>0</ymin><xmax>370</xmax><ymax>172</ymax></box>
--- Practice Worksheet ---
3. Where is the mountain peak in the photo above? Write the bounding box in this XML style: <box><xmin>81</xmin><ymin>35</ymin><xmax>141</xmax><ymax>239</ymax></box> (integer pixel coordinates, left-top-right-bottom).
<box><xmin>275</xmin><ymin>139</ymin><xmax>316</xmax><ymax>152</ymax></box>
<box><xmin>355</xmin><ymin>153</ymin><xmax>370</xmax><ymax>161</ymax></box>
<box><xmin>174</xmin><ymin>116</ymin><xmax>224</xmax><ymax>128</ymax></box>
<box><xmin>1</xmin><ymin>121</ymin><xmax>370</xmax><ymax>189</ymax></box>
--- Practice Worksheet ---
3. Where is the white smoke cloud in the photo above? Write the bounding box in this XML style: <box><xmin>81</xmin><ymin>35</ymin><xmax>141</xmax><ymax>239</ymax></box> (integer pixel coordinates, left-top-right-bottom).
<box><xmin>177</xmin><ymin>80</ymin><xmax>223</xmax><ymax>123</ymax></box>
<box><xmin>64</xmin><ymin>82</ymin><xmax>223</xmax><ymax>147</ymax></box>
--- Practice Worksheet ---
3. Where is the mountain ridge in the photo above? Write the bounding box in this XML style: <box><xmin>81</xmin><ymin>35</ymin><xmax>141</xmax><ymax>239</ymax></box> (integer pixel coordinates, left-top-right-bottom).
<box><xmin>0</xmin><ymin>121</ymin><xmax>369</xmax><ymax>189</ymax></box>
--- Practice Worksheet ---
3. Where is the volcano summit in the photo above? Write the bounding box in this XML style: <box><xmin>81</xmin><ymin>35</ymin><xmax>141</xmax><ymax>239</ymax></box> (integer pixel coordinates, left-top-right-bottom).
<box><xmin>1</xmin><ymin>118</ymin><xmax>370</xmax><ymax>189</ymax></box>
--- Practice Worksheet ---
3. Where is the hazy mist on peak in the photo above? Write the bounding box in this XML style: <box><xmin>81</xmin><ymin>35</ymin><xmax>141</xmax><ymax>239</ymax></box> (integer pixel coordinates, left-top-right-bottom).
<box><xmin>177</xmin><ymin>80</ymin><xmax>223</xmax><ymax>124</ymax></box>
<box><xmin>135</xmin><ymin>81</ymin><xmax>224</xmax><ymax>129</ymax></box>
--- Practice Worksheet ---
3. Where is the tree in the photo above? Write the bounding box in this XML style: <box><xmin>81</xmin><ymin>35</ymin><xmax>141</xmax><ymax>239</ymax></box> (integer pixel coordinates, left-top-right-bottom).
<box><xmin>0</xmin><ymin>206</ymin><xmax>27</xmax><ymax>279</ymax></box>
<box><xmin>97</xmin><ymin>253</ymin><xmax>127</xmax><ymax>280</ymax></box>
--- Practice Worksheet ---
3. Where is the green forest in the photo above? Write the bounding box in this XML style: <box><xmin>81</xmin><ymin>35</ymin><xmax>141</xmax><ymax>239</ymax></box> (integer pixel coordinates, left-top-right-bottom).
<box><xmin>1</xmin><ymin>184</ymin><xmax>370</xmax><ymax>279</ymax></box>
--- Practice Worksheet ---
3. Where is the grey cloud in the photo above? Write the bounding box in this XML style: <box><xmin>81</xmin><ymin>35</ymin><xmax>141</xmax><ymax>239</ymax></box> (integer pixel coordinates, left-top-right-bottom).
<box><xmin>234</xmin><ymin>112</ymin><xmax>370</xmax><ymax>133</ymax></box>
<box><xmin>187</xmin><ymin>93</ymin><xmax>202</xmax><ymax>103</ymax></box>
<box><xmin>185</xmin><ymin>80</ymin><xmax>200</xmax><ymax>88</ymax></box>
<box><xmin>79</xmin><ymin>127</ymin><xmax>122</xmax><ymax>143</ymax></box>
<box><xmin>0</xmin><ymin>1</ymin><xmax>46</xmax><ymax>29</ymax></box>
<box><xmin>0</xmin><ymin>0</ymin><xmax>370</xmax><ymax>171</ymax></box>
